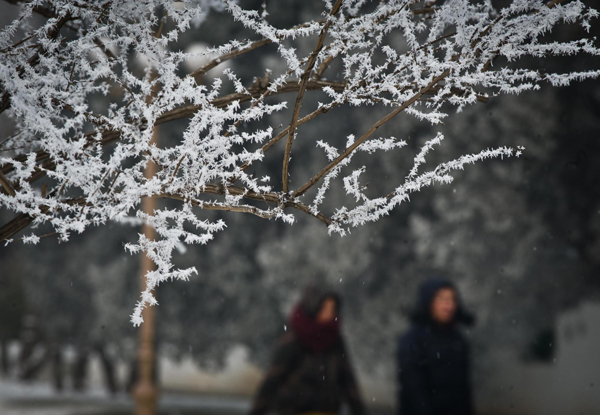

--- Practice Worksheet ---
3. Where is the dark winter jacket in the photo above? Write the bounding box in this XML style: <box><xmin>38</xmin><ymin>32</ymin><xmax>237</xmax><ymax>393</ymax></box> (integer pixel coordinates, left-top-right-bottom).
<box><xmin>397</xmin><ymin>279</ymin><xmax>474</xmax><ymax>415</ymax></box>
<box><xmin>249</xmin><ymin>284</ymin><xmax>366</xmax><ymax>415</ymax></box>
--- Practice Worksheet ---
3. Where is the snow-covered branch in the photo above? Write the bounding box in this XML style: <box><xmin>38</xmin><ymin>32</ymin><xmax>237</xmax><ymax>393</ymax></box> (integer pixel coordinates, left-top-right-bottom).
<box><xmin>0</xmin><ymin>0</ymin><xmax>598</xmax><ymax>323</ymax></box>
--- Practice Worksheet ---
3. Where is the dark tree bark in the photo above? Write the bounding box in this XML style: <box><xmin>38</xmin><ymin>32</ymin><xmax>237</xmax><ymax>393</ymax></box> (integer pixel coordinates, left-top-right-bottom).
<box><xmin>50</xmin><ymin>342</ymin><xmax>64</xmax><ymax>392</ymax></box>
<box><xmin>127</xmin><ymin>353</ymin><xmax>159</xmax><ymax>394</ymax></box>
<box><xmin>0</xmin><ymin>338</ymin><xmax>9</xmax><ymax>376</ymax></box>
<box><xmin>72</xmin><ymin>347</ymin><xmax>89</xmax><ymax>392</ymax></box>
<box><xmin>96</xmin><ymin>344</ymin><xmax>118</xmax><ymax>395</ymax></box>
<box><xmin>20</xmin><ymin>347</ymin><xmax>47</xmax><ymax>381</ymax></box>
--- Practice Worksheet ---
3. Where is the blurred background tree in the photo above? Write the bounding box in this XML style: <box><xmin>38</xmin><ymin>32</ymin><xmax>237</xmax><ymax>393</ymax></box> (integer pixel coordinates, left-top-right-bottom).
<box><xmin>0</xmin><ymin>1</ymin><xmax>599</xmax><ymax>414</ymax></box>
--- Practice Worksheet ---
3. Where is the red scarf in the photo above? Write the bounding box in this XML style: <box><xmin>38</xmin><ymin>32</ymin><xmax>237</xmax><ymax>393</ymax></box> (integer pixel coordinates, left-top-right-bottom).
<box><xmin>290</xmin><ymin>304</ymin><xmax>340</xmax><ymax>354</ymax></box>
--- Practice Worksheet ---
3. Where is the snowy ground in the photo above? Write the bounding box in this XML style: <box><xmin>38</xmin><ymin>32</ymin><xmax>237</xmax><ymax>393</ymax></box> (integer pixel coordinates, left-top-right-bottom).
<box><xmin>0</xmin><ymin>345</ymin><xmax>391</xmax><ymax>415</ymax></box>
<box><xmin>0</xmin><ymin>381</ymin><xmax>396</xmax><ymax>415</ymax></box>
<box><xmin>0</xmin><ymin>380</ymin><xmax>398</xmax><ymax>415</ymax></box>
<box><xmin>0</xmin><ymin>380</ymin><xmax>251</xmax><ymax>415</ymax></box>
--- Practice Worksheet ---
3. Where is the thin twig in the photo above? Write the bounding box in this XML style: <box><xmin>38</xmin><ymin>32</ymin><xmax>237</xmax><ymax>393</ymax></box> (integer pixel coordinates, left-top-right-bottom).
<box><xmin>0</xmin><ymin>171</ymin><xmax>16</xmax><ymax>196</ymax></box>
<box><xmin>12</xmin><ymin>232</ymin><xmax>57</xmax><ymax>242</ymax></box>
<box><xmin>65</xmin><ymin>61</ymin><xmax>76</xmax><ymax>92</ymax></box>
<box><xmin>189</xmin><ymin>21</ymin><xmax>321</xmax><ymax>82</ymax></box>
<box><xmin>314</xmin><ymin>54</ymin><xmax>336</xmax><ymax>80</ymax></box>
<box><xmin>158</xmin><ymin>193</ymin><xmax>278</xmax><ymax>220</ymax></box>
<box><xmin>0</xmin><ymin>10</ymin><xmax>72</xmax><ymax>114</ymax></box>
<box><xmin>237</xmin><ymin>101</ymin><xmax>340</xmax><ymax>175</ymax></box>
<box><xmin>293</xmin><ymin>69</ymin><xmax>451</xmax><ymax>198</ymax></box>
<box><xmin>191</xmin><ymin>39</ymin><xmax>272</xmax><ymax>82</ymax></box>
<box><xmin>156</xmin><ymin>79</ymin><xmax>345</xmax><ymax>125</ymax></box>
<box><xmin>0</xmin><ymin>33</ymin><xmax>35</xmax><ymax>54</ymax></box>
<box><xmin>281</xmin><ymin>0</ymin><xmax>344</xmax><ymax>193</ymax></box>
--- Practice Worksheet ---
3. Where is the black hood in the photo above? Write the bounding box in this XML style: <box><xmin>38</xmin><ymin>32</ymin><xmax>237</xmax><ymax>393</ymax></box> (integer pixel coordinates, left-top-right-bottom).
<box><xmin>410</xmin><ymin>278</ymin><xmax>475</xmax><ymax>326</ymax></box>
<box><xmin>298</xmin><ymin>282</ymin><xmax>342</xmax><ymax>318</ymax></box>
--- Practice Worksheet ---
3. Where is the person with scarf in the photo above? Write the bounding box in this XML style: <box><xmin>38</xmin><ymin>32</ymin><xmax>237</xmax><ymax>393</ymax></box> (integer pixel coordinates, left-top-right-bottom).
<box><xmin>397</xmin><ymin>278</ymin><xmax>475</xmax><ymax>415</ymax></box>
<box><xmin>249</xmin><ymin>283</ymin><xmax>366</xmax><ymax>415</ymax></box>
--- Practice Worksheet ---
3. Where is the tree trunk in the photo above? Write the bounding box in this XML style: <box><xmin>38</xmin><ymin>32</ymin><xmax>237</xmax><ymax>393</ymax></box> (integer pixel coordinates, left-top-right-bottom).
<box><xmin>72</xmin><ymin>347</ymin><xmax>89</xmax><ymax>392</ymax></box>
<box><xmin>18</xmin><ymin>336</ymin><xmax>37</xmax><ymax>369</ymax></box>
<box><xmin>20</xmin><ymin>346</ymin><xmax>47</xmax><ymax>381</ymax></box>
<box><xmin>133</xmin><ymin>285</ymin><xmax>159</xmax><ymax>414</ymax></box>
<box><xmin>133</xmin><ymin>110</ymin><xmax>160</xmax><ymax>415</ymax></box>
<box><xmin>50</xmin><ymin>343</ymin><xmax>64</xmax><ymax>392</ymax></box>
<box><xmin>96</xmin><ymin>344</ymin><xmax>118</xmax><ymax>395</ymax></box>
<box><xmin>0</xmin><ymin>338</ymin><xmax>9</xmax><ymax>376</ymax></box>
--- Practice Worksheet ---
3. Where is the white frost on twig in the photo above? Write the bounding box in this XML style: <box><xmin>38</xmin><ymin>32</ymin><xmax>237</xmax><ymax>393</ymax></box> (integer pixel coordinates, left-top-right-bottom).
<box><xmin>0</xmin><ymin>0</ymin><xmax>597</xmax><ymax>324</ymax></box>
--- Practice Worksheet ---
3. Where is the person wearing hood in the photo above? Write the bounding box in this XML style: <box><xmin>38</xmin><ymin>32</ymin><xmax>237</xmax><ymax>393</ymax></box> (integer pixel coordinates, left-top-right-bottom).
<box><xmin>249</xmin><ymin>283</ymin><xmax>366</xmax><ymax>415</ymax></box>
<box><xmin>397</xmin><ymin>278</ymin><xmax>475</xmax><ymax>415</ymax></box>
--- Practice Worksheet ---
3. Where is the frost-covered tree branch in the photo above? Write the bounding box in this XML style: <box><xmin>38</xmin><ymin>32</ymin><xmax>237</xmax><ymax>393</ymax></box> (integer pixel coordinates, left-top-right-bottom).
<box><xmin>0</xmin><ymin>0</ymin><xmax>598</xmax><ymax>324</ymax></box>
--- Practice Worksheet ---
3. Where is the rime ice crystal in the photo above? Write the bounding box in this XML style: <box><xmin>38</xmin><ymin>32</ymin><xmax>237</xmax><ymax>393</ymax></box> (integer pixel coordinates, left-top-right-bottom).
<box><xmin>0</xmin><ymin>0</ymin><xmax>598</xmax><ymax>324</ymax></box>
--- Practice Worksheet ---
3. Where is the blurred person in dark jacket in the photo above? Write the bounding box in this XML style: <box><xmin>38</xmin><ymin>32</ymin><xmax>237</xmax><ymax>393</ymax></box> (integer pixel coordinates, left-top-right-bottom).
<box><xmin>397</xmin><ymin>278</ymin><xmax>475</xmax><ymax>415</ymax></box>
<box><xmin>249</xmin><ymin>283</ymin><xmax>366</xmax><ymax>415</ymax></box>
